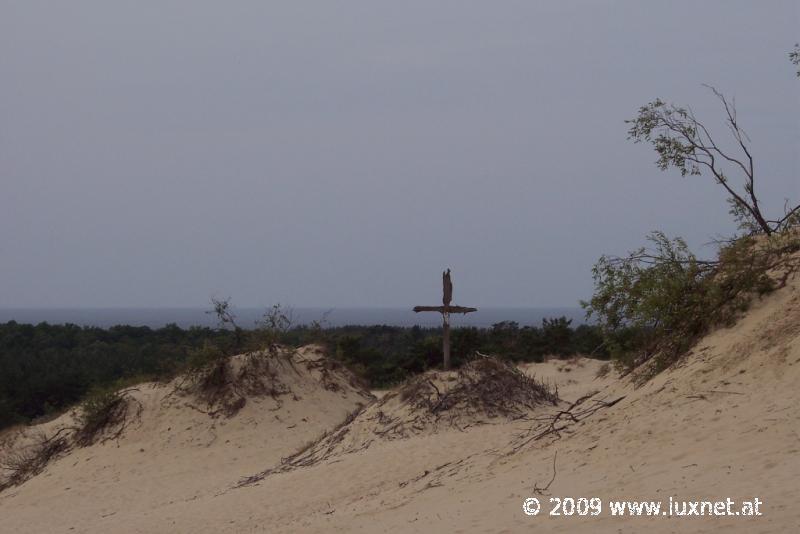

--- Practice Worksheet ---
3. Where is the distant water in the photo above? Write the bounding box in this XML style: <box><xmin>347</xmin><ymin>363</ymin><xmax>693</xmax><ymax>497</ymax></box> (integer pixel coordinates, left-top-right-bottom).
<box><xmin>0</xmin><ymin>307</ymin><xmax>585</xmax><ymax>329</ymax></box>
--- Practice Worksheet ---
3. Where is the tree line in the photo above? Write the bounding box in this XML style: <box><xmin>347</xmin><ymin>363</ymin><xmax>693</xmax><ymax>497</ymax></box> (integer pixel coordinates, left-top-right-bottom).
<box><xmin>0</xmin><ymin>317</ymin><xmax>606</xmax><ymax>431</ymax></box>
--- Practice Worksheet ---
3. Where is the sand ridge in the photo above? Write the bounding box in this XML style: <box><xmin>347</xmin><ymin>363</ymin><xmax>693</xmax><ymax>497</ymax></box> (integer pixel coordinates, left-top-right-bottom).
<box><xmin>0</xmin><ymin>345</ymin><xmax>373</xmax><ymax>531</ymax></box>
<box><xmin>237</xmin><ymin>356</ymin><xmax>560</xmax><ymax>486</ymax></box>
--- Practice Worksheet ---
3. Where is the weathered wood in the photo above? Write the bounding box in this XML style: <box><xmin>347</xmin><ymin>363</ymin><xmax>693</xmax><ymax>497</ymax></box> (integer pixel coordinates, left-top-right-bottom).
<box><xmin>443</xmin><ymin>269</ymin><xmax>453</xmax><ymax>306</ymax></box>
<box><xmin>442</xmin><ymin>312</ymin><xmax>451</xmax><ymax>371</ymax></box>
<box><xmin>412</xmin><ymin>305</ymin><xmax>477</xmax><ymax>314</ymax></box>
<box><xmin>413</xmin><ymin>269</ymin><xmax>476</xmax><ymax>371</ymax></box>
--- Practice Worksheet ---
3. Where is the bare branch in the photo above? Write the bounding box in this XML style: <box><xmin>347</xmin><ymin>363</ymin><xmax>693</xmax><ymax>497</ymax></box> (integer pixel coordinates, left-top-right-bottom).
<box><xmin>626</xmin><ymin>88</ymin><xmax>785</xmax><ymax>235</ymax></box>
<box><xmin>533</xmin><ymin>450</ymin><xmax>558</xmax><ymax>495</ymax></box>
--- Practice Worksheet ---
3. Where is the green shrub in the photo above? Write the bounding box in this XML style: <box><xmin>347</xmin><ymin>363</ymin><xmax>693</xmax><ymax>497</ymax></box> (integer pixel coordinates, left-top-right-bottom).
<box><xmin>583</xmin><ymin>230</ymin><xmax>799</xmax><ymax>379</ymax></box>
<box><xmin>74</xmin><ymin>386</ymin><xmax>132</xmax><ymax>446</ymax></box>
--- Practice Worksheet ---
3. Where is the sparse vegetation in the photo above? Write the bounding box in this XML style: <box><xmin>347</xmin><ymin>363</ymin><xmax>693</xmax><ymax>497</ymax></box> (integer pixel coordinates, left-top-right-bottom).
<box><xmin>182</xmin><ymin>350</ymin><xmax>296</xmax><ymax>418</ymax></box>
<box><xmin>0</xmin><ymin>430</ymin><xmax>69</xmax><ymax>491</ymax></box>
<box><xmin>397</xmin><ymin>356</ymin><xmax>559</xmax><ymax>421</ymax></box>
<box><xmin>74</xmin><ymin>386</ymin><xmax>142</xmax><ymax>446</ymax></box>
<box><xmin>595</xmin><ymin>362</ymin><xmax>611</xmax><ymax>379</ymax></box>
<box><xmin>239</xmin><ymin>354</ymin><xmax>559</xmax><ymax>485</ymax></box>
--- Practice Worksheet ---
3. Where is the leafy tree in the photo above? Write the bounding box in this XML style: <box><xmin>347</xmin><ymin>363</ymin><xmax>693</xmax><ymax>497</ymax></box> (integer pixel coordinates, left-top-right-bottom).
<box><xmin>626</xmin><ymin>86</ymin><xmax>799</xmax><ymax>235</ymax></box>
<box><xmin>590</xmin><ymin>50</ymin><xmax>800</xmax><ymax>377</ymax></box>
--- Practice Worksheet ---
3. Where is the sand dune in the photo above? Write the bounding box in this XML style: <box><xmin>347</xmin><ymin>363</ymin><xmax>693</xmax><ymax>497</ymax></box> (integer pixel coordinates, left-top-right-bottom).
<box><xmin>2</xmin><ymin>280</ymin><xmax>800</xmax><ymax>532</ymax></box>
<box><xmin>0</xmin><ymin>346</ymin><xmax>373</xmax><ymax>532</ymax></box>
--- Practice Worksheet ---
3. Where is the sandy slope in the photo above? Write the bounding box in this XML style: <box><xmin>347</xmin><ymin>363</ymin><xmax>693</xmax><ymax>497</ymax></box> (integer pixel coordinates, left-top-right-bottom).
<box><xmin>0</xmin><ymin>346</ymin><xmax>373</xmax><ymax>532</ymax></box>
<box><xmin>2</xmin><ymin>280</ymin><xmax>800</xmax><ymax>532</ymax></box>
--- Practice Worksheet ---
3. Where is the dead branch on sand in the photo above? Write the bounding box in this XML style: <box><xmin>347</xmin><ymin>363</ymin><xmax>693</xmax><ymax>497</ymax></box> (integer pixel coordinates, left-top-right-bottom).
<box><xmin>236</xmin><ymin>356</ymin><xmax>559</xmax><ymax>487</ymax></box>
<box><xmin>400</xmin><ymin>357</ymin><xmax>559</xmax><ymax>422</ymax></box>
<box><xmin>0</xmin><ymin>430</ymin><xmax>70</xmax><ymax>491</ymax></box>
<box><xmin>510</xmin><ymin>394</ymin><xmax>626</xmax><ymax>454</ymax></box>
<box><xmin>533</xmin><ymin>450</ymin><xmax>558</xmax><ymax>495</ymax></box>
<box><xmin>235</xmin><ymin>403</ymin><xmax>369</xmax><ymax>488</ymax></box>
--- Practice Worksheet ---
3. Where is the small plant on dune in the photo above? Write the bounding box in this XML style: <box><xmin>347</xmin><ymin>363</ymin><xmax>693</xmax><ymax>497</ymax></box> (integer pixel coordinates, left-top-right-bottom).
<box><xmin>0</xmin><ymin>430</ymin><xmax>69</xmax><ymax>491</ymax></box>
<box><xmin>399</xmin><ymin>356</ymin><xmax>559</xmax><ymax>420</ymax></box>
<box><xmin>74</xmin><ymin>386</ymin><xmax>142</xmax><ymax>447</ymax></box>
<box><xmin>252</xmin><ymin>303</ymin><xmax>294</xmax><ymax>350</ymax></box>
<box><xmin>184</xmin><ymin>336</ymin><xmax>230</xmax><ymax>387</ymax></box>
<box><xmin>0</xmin><ymin>381</ymin><xmax>146</xmax><ymax>491</ymax></box>
<box><xmin>182</xmin><ymin>345</ymin><xmax>297</xmax><ymax>418</ymax></box>
<box><xmin>177</xmin><ymin>299</ymin><xmax>302</xmax><ymax>417</ymax></box>
<box><xmin>595</xmin><ymin>362</ymin><xmax>611</xmax><ymax>379</ymax></box>
<box><xmin>207</xmin><ymin>297</ymin><xmax>245</xmax><ymax>354</ymax></box>
<box><xmin>182</xmin><ymin>352</ymin><xmax>245</xmax><ymax>417</ymax></box>
<box><xmin>180</xmin><ymin>299</ymin><xmax>254</xmax><ymax>417</ymax></box>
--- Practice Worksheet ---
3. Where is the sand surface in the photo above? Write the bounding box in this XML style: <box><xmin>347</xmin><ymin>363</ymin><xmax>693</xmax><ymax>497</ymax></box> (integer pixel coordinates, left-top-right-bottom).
<box><xmin>2</xmin><ymin>281</ymin><xmax>800</xmax><ymax>532</ymax></box>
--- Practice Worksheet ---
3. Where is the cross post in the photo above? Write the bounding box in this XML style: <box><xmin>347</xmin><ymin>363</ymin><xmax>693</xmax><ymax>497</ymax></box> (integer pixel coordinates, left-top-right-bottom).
<box><xmin>413</xmin><ymin>269</ymin><xmax>477</xmax><ymax>370</ymax></box>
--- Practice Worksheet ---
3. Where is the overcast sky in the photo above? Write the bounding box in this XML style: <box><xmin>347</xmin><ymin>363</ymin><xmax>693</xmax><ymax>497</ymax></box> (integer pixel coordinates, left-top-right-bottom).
<box><xmin>1</xmin><ymin>1</ymin><xmax>798</xmax><ymax>308</ymax></box>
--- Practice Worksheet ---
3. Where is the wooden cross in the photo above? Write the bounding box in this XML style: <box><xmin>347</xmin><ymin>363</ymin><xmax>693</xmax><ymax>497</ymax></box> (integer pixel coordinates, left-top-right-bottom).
<box><xmin>413</xmin><ymin>269</ymin><xmax>477</xmax><ymax>370</ymax></box>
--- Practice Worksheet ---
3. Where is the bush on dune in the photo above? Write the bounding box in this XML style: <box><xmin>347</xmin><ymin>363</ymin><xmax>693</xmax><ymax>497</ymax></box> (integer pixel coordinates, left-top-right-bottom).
<box><xmin>584</xmin><ymin>231</ymin><xmax>800</xmax><ymax>379</ymax></box>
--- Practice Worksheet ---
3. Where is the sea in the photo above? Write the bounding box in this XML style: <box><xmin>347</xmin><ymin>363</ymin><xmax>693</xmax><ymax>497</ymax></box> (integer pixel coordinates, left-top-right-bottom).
<box><xmin>0</xmin><ymin>307</ymin><xmax>586</xmax><ymax>329</ymax></box>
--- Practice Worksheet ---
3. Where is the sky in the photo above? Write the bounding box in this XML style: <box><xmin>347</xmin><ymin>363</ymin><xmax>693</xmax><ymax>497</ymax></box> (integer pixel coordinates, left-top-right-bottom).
<box><xmin>1</xmin><ymin>1</ymin><xmax>798</xmax><ymax>309</ymax></box>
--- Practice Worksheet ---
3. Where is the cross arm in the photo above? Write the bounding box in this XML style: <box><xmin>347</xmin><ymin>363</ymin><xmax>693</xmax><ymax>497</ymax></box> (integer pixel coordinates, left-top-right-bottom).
<box><xmin>413</xmin><ymin>305</ymin><xmax>477</xmax><ymax>314</ymax></box>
